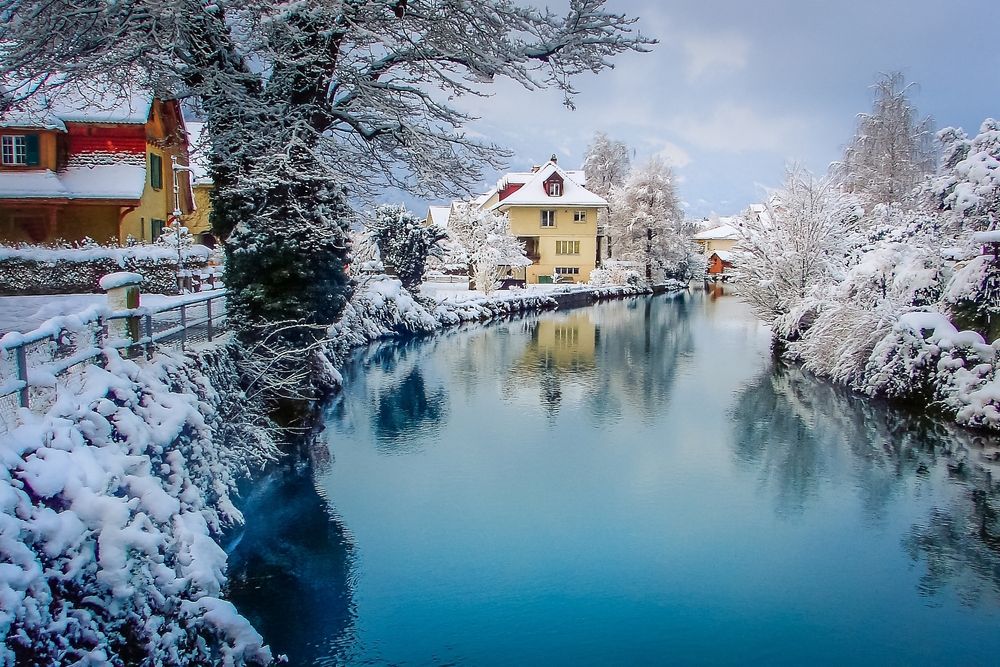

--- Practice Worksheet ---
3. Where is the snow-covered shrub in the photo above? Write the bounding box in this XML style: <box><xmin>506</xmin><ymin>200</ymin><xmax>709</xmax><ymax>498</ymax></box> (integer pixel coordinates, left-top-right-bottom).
<box><xmin>863</xmin><ymin>312</ymin><xmax>996</xmax><ymax>414</ymax></box>
<box><xmin>0</xmin><ymin>242</ymin><xmax>212</xmax><ymax>296</ymax></box>
<box><xmin>945</xmin><ymin>254</ymin><xmax>1000</xmax><ymax>341</ymax></box>
<box><xmin>363</xmin><ymin>205</ymin><xmax>447</xmax><ymax>289</ymax></box>
<box><xmin>1</xmin><ymin>343</ymin><xmax>276</xmax><ymax>665</ymax></box>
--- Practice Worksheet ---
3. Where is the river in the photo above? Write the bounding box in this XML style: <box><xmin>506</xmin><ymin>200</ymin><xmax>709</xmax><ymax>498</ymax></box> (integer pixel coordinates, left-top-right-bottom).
<box><xmin>227</xmin><ymin>289</ymin><xmax>1000</xmax><ymax>666</ymax></box>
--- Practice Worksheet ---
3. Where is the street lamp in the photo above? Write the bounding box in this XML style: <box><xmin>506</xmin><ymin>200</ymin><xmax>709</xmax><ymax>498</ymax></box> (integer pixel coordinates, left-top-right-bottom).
<box><xmin>170</xmin><ymin>155</ymin><xmax>194</xmax><ymax>292</ymax></box>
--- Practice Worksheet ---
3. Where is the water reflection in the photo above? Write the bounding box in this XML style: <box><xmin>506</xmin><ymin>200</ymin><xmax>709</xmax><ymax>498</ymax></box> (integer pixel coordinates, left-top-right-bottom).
<box><xmin>226</xmin><ymin>461</ymin><xmax>357</xmax><ymax>665</ymax></box>
<box><xmin>374</xmin><ymin>368</ymin><xmax>447</xmax><ymax>451</ymax></box>
<box><xmin>731</xmin><ymin>363</ymin><xmax>1000</xmax><ymax>604</ymax></box>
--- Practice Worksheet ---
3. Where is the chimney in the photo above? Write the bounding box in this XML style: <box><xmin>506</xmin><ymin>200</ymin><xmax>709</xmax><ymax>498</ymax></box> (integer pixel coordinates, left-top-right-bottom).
<box><xmin>531</xmin><ymin>165</ymin><xmax>540</xmax><ymax>173</ymax></box>
<box><xmin>551</xmin><ymin>153</ymin><xmax>558</xmax><ymax>164</ymax></box>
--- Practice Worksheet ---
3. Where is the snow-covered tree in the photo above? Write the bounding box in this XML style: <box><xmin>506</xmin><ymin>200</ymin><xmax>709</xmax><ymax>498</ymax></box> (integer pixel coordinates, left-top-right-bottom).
<box><xmin>448</xmin><ymin>207</ymin><xmax>530</xmax><ymax>294</ymax></box>
<box><xmin>836</xmin><ymin>72</ymin><xmax>936</xmax><ymax>206</ymax></box>
<box><xmin>606</xmin><ymin>156</ymin><xmax>694</xmax><ymax>280</ymax></box>
<box><xmin>0</xmin><ymin>0</ymin><xmax>653</xmax><ymax>343</ymax></box>
<box><xmin>365</xmin><ymin>205</ymin><xmax>448</xmax><ymax>289</ymax></box>
<box><xmin>583</xmin><ymin>132</ymin><xmax>631</xmax><ymax>199</ymax></box>
<box><xmin>735</xmin><ymin>168</ymin><xmax>862</xmax><ymax>324</ymax></box>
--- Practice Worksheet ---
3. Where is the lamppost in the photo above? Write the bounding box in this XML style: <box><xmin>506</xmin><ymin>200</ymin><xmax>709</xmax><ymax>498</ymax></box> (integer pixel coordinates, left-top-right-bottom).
<box><xmin>170</xmin><ymin>155</ymin><xmax>194</xmax><ymax>292</ymax></box>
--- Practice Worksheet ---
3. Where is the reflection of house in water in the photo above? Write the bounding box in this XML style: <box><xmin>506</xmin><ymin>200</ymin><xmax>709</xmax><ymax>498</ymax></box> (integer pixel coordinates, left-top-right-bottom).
<box><xmin>509</xmin><ymin>313</ymin><xmax>597</xmax><ymax>415</ymax></box>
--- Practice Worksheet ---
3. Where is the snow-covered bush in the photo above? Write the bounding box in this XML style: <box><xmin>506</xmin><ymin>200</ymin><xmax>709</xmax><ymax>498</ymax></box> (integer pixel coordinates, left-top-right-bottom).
<box><xmin>1</xmin><ymin>343</ymin><xmax>276</xmax><ymax>665</ymax></box>
<box><xmin>363</xmin><ymin>205</ymin><xmax>447</xmax><ymax>289</ymax></box>
<box><xmin>0</xmin><ymin>242</ymin><xmax>212</xmax><ymax>296</ymax></box>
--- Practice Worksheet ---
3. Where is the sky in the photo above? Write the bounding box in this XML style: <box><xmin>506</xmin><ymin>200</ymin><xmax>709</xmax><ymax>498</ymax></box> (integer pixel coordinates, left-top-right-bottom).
<box><xmin>404</xmin><ymin>0</ymin><xmax>998</xmax><ymax>220</ymax></box>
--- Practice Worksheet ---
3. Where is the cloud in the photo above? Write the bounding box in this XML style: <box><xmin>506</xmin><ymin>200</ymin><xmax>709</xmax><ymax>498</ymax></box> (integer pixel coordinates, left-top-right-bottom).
<box><xmin>669</xmin><ymin>103</ymin><xmax>809</xmax><ymax>153</ymax></box>
<box><xmin>683</xmin><ymin>33</ymin><xmax>751</xmax><ymax>79</ymax></box>
<box><xmin>653</xmin><ymin>141</ymin><xmax>692</xmax><ymax>168</ymax></box>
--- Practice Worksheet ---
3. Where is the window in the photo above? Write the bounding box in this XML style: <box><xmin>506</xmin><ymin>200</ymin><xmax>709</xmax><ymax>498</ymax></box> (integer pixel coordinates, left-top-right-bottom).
<box><xmin>540</xmin><ymin>210</ymin><xmax>555</xmax><ymax>227</ymax></box>
<box><xmin>2</xmin><ymin>135</ymin><xmax>26</xmax><ymax>165</ymax></box>
<box><xmin>150</xmin><ymin>153</ymin><xmax>163</xmax><ymax>189</ymax></box>
<box><xmin>3</xmin><ymin>135</ymin><xmax>40</xmax><ymax>166</ymax></box>
<box><xmin>151</xmin><ymin>218</ymin><xmax>165</xmax><ymax>240</ymax></box>
<box><xmin>556</xmin><ymin>240</ymin><xmax>580</xmax><ymax>255</ymax></box>
<box><xmin>574</xmin><ymin>210</ymin><xmax>587</xmax><ymax>223</ymax></box>
<box><xmin>548</xmin><ymin>181</ymin><xmax>562</xmax><ymax>196</ymax></box>
<box><xmin>555</xmin><ymin>267</ymin><xmax>580</xmax><ymax>275</ymax></box>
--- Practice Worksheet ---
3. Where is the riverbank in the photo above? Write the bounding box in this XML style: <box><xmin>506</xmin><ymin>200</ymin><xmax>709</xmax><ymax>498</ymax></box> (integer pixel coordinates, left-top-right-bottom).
<box><xmin>322</xmin><ymin>275</ymin><xmax>683</xmax><ymax>372</ymax></box>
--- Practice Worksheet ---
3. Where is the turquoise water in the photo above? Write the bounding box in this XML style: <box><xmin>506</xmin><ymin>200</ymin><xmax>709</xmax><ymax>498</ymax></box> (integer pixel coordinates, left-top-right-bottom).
<box><xmin>228</xmin><ymin>291</ymin><xmax>1000</xmax><ymax>666</ymax></box>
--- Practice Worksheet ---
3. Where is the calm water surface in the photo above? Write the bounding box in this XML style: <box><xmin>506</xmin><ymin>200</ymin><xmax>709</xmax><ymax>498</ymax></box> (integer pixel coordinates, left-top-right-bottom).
<box><xmin>228</xmin><ymin>290</ymin><xmax>1000</xmax><ymax>666</ymax></box>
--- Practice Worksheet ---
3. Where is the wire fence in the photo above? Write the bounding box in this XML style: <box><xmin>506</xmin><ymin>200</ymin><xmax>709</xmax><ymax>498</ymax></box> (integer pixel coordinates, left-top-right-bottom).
<box><xmin>0</xmin><ymin>291</ymin><xmax>227</xmax><ymax>435</ymax></box>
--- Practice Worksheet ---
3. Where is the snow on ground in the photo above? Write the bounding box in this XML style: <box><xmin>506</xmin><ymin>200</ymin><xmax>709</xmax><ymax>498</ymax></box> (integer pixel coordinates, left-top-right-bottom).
<box><xmin>0</xmin><ymin>290</ymin><xmax>226</xmax><ymax>335</ymax></box>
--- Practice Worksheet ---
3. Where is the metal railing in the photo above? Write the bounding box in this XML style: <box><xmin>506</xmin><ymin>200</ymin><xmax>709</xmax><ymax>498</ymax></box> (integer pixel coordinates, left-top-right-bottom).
<box><xmin>0</xmin><ymin>291</ymin><xmax>227</xmax><ymax>431</ymax></box>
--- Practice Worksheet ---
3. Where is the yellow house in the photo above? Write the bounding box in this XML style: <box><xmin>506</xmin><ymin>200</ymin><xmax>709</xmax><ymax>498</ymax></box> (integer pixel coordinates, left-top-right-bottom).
<box><xmin>483</xmin><ymin>157</ymin><xmax>608</xmax><ymax>284</ymax></box>
<box><xmin>0</xmin><ymin>85</ymin><xmax>195</xmax><ymax>246</ymax></box>
<box><xmin>179</xmin><ymin>121</ymin><xmax>214</xmax><ymax>244</ymax></box>
<box><xmin>693</xmin><ymin>222</ymin><xmax>740</xmax><ymax>256</ymax></box>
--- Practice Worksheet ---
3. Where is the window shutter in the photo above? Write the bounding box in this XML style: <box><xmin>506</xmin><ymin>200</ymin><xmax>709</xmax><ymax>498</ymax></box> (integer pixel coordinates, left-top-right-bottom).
<box><xmin>150</xmin><ymin>153</ymin><xmax>163</xmax><ymax>189</ymax></box>
<box><xmin>25</xmin><ymin>134</ymin><xmax>40</xmax><ymax>166</ymax></box>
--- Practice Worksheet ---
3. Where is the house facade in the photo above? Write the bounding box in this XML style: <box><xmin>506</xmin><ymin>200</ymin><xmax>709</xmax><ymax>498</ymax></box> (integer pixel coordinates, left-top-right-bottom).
<box><xmin>483</xmin><ymin>157</ymin><xmax>608</xmax><ymax>284</ymax></box>
<box><xmin>0</xmin><ymin>87</ymin><xmax>195</xmax><ymax>246</ymax></box>
<box><xmin>693</xmin><ymin>223</ymin><xmax>739</xmax><ymax>256</ymax></box>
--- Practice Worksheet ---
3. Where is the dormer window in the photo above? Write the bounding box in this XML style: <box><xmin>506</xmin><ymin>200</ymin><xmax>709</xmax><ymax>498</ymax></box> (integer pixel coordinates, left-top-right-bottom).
<box><xmin>543</xmin><ymin>172</ymin><xmax>564</xmax><ymax>197</ymax></box>
<box><xmin>1</xmin><ymin>134</ymin><xmax>39</xmax><ymax>166</ymax></box>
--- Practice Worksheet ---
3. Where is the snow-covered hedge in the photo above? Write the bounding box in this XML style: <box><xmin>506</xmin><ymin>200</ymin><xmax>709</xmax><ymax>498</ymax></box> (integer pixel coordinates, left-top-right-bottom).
<box><xmin>1</xmin><ymin>341</ymin><xmax>276</xmax><ymax>665</ymax></box>
<box><xmin>0</xmin><ymin>243</ymin><xmax>213</xmax><ymax>296</ymax></box>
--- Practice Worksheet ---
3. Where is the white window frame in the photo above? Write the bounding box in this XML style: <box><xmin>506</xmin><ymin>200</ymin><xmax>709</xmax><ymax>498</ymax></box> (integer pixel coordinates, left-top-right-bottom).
<box><xmin>555</xmin><ymin>267</ymin><xmax>580</xmax><ymax>275</ymax></box>
<box><xmin>548</xmin><ymin>181</ymin><xmax>562</xmax><ymax>197</ymax></box>
<box><xmin>1</xmin><ymin>135</ymin><xmax>26</xmax><ymax>165</ymax></box>
<box><xmin>540</xmin><ymin>210</ymin><xmax>555</xmax><ymax>227</ymax></box>
<box><xmin>574</xmin><ymin>210</ymin><xmax>587</xmax><ymax>223</ymax></box>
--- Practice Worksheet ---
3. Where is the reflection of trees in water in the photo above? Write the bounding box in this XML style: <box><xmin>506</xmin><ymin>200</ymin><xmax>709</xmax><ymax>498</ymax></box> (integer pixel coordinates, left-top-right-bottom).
<box><xmin>328</xmin><ymin>336</ymin><xmax>450</xmax><ymax>453</ymax></box>
<box><xmin>227</xmin><ymin>461</ymin><xmax>358</xmax><ymax>666</ymax></box>
<box><xmin>731</xmin><ymin>363</ymin><xmax>1000</xmax><ymax>604</ymax></box>
<box><xmin>586</xmin><ymin>295</ymin><xmax>695</xmax><ymax>423</ymax></box>
<box><xmin>374</xmin><ymin>368</ymin><xmax>447</xmax><ymax>452</ymax></box>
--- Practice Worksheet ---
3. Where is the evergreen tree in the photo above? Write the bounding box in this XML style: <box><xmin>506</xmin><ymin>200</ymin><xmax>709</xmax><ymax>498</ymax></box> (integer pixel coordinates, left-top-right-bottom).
<box><xmin>366</xmin><ymin>205</ymin><xmax>448</xmax><ymax>290</ymax></box>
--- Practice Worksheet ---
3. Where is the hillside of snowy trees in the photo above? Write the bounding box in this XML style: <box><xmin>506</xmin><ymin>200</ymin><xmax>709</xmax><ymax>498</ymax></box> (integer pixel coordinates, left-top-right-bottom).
<box><xmin>735</xmin><ymin>74</ymin><xmax>1000</xmax><ymax>430</ymax></box>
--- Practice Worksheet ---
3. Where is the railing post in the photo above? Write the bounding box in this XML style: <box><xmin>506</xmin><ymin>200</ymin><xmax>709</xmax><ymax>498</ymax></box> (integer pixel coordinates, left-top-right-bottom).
<box><xmin>15</xmin><ymin>344</ymin><xmax>28</xmax><ymax>409</ymax></box>
<box><xmin>145</xmin><ymin>314</ymin><xmax>153</xmax><ymax>359</ymax></box>
<box><xmin>206</xmin><ymin>298</ymin><xmax>214</xmax><ymax>342</ymax></box>
<box><xmin>180</xmin><ymin>303</ymin><xmax>187</xmax><ymax>351</ymax></box>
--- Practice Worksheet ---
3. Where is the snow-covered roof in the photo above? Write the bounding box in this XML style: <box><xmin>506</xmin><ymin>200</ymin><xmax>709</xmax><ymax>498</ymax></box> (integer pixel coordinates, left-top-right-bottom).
<box><xmin>495</xmin><ymin>168</ymin><xmax>587</xmax><ymax>193</ymax></box>
<box><xmin>0</xmin><ymin>164</ymin><xmax>146</xmax><ymax>201</ymax></box>
<box><xmin>491</xmin><ymin>162</ymin><xmax>606</xmax><ymax>210</ymax></box>
<box><xmin>693</xmin><ymin>224</ymin><xmax>739</xmax><ymax>241</ymax></box>
<box><xmin>427</xmin><ymin>205</ymin><xmax>451</xmax><ymax>227</ymax></box>
<box><xmin>711</xmin><ymin>250</ymin><xmax>734</xmax><ymax>262</ymax></box>
<box><xmin>185</xmin><ymin>121</ymin><xmax>212</xmax><ymax>185</ymax></box>
<box><xmin>1</xmin><ymin>80</ymin><xmax>153</xmax><ymax>131</ymax></box>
